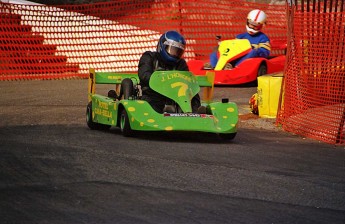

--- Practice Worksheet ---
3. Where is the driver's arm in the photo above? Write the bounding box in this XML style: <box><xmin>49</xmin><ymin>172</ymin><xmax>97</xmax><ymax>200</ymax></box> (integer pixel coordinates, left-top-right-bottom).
<box><xmin>254</xmin><ymin>41</ymin><xmax>271</xmax><ymax>58</ymax></box>
<box><xmin>236</xmin><ymin>33</ymin><xmax>271</xmax><ymax>58</ymax></box>
<box><xmin>138</xmin><ymin>51</ymin><xmax>155</xmax><ymax>87</ymax></box>
<box><xmin>175</xmin><ymin>59</ymin><xmax>189</xmax><ymax>71</ymax></box>
<box><xmin>247</xmin><ymin>43</ymin><xmax>270</xmax><ymax>58</ymax></box>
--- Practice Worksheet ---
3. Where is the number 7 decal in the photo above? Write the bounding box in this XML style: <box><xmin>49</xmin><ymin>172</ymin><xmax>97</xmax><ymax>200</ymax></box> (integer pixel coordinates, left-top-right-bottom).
<box><xmin>171</xmin><ymin>82</ymin><xmax>188</xmax><ymax>97</ymax></box>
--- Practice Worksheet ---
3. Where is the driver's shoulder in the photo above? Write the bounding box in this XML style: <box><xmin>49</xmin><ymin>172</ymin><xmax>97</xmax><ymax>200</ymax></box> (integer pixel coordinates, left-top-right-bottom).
<box><xmin>139</xmin><ymin>51</ymin><xmax>160</xmax><ymax>65</ymax></box>
<box><xmin>177</xmin><ymin>59</ymin><xmax>188</xmax><ymax>69</ymax></box>
<box><xmin>236</xmin><ymin>32</ymin><xmax>247</xmax><ymax>39</ymax></box>
<box><xmin>143</xmin><ymin>51</ymin><xmax>159</xmax><ymax>58</ymax></box>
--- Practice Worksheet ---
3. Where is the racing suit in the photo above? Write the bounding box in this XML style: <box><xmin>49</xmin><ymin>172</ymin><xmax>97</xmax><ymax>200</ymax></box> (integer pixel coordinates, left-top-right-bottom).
<box><xmin>234</xmin><ymin>32</ymin><xmax>271</xmax><ymax>65</ymax></box>
<box><xmin>138</xmin><ymin>51</ymin><xmax>201</xmax><ymax>113</ymax></box>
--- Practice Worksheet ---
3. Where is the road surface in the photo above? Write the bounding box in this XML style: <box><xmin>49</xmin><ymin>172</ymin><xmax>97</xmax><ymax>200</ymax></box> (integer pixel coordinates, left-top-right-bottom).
<box><xmin>0</xmin><ymin>79</ymin><xmax>344</xmax><ymax>224</ymax></box>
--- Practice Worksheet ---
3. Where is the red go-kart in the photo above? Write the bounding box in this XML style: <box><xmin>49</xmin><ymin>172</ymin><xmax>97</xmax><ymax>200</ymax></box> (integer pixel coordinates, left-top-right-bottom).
<box><xmin>187</xmin><ymin>39</ymin><xmax>286</xmax><ymax>85</ymax></box>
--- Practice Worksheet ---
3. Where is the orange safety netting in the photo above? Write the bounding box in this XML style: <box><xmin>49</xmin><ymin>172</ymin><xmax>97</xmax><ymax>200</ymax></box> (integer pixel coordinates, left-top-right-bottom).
<box><xmin>277</xmin><ymin>0</ymin><xmax>345</xmax><ymax>144</ymax></box>
<box><xmin>0</xmin><ymin>0</ymin><xmax>287</xmax><ymax>80</ymax></box>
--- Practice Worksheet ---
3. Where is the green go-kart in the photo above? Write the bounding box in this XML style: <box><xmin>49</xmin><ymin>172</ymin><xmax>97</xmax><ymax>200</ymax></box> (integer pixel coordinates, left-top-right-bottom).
<box><xmin>86</xmin><ymin>68</ymin><xmax>238</xmax><ymax>140</ymax></box>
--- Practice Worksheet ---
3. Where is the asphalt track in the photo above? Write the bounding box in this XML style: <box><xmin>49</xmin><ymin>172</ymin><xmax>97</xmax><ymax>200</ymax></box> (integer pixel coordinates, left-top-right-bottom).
<box><xmin>0</xmin><ymin>79</ymin><xmax>344</xmax><ymax>224</ymax></box>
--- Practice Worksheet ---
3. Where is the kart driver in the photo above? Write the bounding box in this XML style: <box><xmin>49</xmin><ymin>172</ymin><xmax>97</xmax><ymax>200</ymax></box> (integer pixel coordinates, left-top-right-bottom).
<box><xmin>208</xmin><ymin>9</ymin><xmax>271</xmax><ymax>69</ymax></box>
<box><xmin>138</xmin><ymin>30</ymin><xmax>205</xmax><ymax>114</ymax></box>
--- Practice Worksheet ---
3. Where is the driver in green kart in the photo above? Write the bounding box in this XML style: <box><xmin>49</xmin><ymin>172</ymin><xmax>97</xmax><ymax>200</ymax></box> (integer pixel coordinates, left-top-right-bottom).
<box><xmin>138</xmin><ymin>30</ymin><xmax>205</xmax><ymax>114</ymax></box>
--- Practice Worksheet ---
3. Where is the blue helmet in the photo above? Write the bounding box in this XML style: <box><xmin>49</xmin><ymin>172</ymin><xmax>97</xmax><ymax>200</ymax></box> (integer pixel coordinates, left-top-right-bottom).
<box><xmin>157</xmin><ymin>30</ymin><xmax>186</xmax><ymax>64</ymax></box>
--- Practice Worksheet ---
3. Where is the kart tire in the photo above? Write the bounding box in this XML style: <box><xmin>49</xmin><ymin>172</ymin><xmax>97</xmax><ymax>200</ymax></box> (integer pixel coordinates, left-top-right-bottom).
<box><xmin>120</xmin><ymin>78</ymin><xmax>134</xmax><ymax>100</ymax></box>
<box><xmin>257</xmin><ymin>64</ymin><xmax>267</xmax><ymax>77</ymax></box>
<box><xmin>218</xmin><ymin>132</ymin><xmax>237</xmax><ymax>141</ymax></box>
<box><xmin>86</xmin><ymin>102</ymin><xmax>111</xmax><ymax>130</ymax></box>
<box><xmin>120</xmin><ymin>109</ymin><xmax>134</xmax><ymax>137</ymax></box>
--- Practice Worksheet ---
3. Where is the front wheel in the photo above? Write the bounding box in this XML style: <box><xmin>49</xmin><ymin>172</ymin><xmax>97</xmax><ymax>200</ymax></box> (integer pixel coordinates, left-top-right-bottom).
<box><xmin>120</xmin><ymin>109</ymin><xmax>134</xmax><ymax>137</ymax></box>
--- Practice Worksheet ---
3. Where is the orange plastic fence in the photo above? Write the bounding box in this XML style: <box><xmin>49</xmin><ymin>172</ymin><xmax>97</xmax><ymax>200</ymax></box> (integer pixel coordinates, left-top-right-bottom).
<box><xmin>0</xmin><ymin>0</ymin><xmax>287</xmax><ymax>80</ymax></box>
<box><xmin>277</xmin><ymin>0</ymin><xmax>345</xmax><ymax>144</ymax></box>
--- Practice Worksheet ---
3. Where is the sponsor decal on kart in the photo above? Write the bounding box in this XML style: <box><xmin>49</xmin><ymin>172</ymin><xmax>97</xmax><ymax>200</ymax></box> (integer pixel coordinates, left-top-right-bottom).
<box><xmin>164</xmin><ymin>113</ymin><xmax>213</xmax><ymax>118</ymax></box>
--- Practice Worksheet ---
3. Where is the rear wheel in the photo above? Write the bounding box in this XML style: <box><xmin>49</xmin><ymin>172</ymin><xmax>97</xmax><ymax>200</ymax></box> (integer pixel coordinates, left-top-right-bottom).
<box><xmin>120</xmin><ymin>109</ymin><xmax>134</xmax><ymax>137</ymax></box>
<box><xmin>257</xmin><ymin>64</ymin><xmax>267</xmax><ymax>77</ymax></box>
<box><xmin>252</xmin><ymin>63</ymin><xmax>267</xmax><ymax>86</ymax></box>
<box><xmin>218</xmin><ymin>132</ymin><xmax>237</xmax><ymax>141</ymax></box>
<box><xmin>86</xmin><ymin>102</ymin><xmax>111</xmax><ymax>130</ymax></box>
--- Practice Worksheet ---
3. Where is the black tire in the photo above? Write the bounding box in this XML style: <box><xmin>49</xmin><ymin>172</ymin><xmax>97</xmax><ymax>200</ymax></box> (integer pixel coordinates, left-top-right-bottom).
<box><xmin>86</xmin><ymin>102</ymin><xmax>111</xmax><ymax>130</ymax></box>
<box><xmin>120</xmin><ymin>78</ymin><xmax>134</xmax><ymax>100</ymax></box>
<box><xmin>218</xmin><ymin>132</ymin><xmax>237</xmax><ymax>141</ymax></box>
<box><xmin>257</xmin><ymin>64</ymin><xmax>267</xmax><ymax>77</ymax></box>
<box><xmin>86</xmin><ymin>102</ymin><xmax>97</xmax><ymax>129</ymax></box>
<box><xmin>120</xmin><ymin>109</ymin><xmax>134</xmax><ymax>137</ymax></box>
<box><xmin>251</xmin><ymin>63</ymin><xmax>268</xmax><ymax>86</ymax></box>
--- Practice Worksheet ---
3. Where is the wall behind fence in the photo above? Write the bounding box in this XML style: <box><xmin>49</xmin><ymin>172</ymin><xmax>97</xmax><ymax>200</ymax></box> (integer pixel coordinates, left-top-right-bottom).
<box><xmin>0</xmin><ymin>0</ymin><xmax>287</xmax><ymax>80</ymax></box>
<box><xmin>277</xmin><ymin>0</ymin><xmax>345</xmax><ymax>145</ymax></box>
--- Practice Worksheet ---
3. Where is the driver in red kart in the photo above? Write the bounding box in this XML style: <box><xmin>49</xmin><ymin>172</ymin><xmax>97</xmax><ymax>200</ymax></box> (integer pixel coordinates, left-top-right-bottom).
<box><xmin>138</xmin><ymin>30</ymin><xmax>204</xmax><ymax>114</ymax></box>
<box><xmin>208</xmin><ymin>9</ymin><xmax>271</xmax><ymax>69</ymax></box>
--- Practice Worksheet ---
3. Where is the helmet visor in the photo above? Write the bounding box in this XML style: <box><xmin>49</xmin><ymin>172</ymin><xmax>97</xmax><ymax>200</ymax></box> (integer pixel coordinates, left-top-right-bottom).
<box><xmin>164</xmin><ymin>40</ymin><xmax>185</xmax><ymax>59</ymax></box>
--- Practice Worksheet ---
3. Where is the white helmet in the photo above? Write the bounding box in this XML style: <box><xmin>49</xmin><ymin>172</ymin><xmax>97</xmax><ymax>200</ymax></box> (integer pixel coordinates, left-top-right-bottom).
<box><xmin>246</xmin><ymin>9</ymin><xmax>267</xmax><ymax>35</ymax></box>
